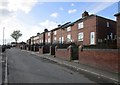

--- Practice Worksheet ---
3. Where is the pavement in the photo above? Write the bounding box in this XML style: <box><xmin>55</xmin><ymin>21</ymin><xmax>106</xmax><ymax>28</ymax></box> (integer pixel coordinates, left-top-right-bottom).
<box><xmin>24</xmin><ymin>50</ymin><xmax>119</xmax><ymax>84</ymax></box>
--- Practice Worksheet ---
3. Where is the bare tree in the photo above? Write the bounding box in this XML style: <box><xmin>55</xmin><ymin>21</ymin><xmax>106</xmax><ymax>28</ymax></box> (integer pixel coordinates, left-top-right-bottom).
<box><xmin>11</xmin><ymin>30</ymin><xmax>22</xmax><ymax>43</ymax></box>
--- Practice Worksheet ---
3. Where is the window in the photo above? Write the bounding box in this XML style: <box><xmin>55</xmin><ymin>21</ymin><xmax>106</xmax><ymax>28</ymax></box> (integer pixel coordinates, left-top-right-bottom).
<box><xmin>78</xmin><ymin>22</ymin><xmax>83</xmax><ymax>29</ymax></box>
<box><xmin>59</xmin><ymin>37</ymin><xmax>61</xmax><ymax>43</ymax></box>
<box><xmin>45</xmin><ymin>40</ymin><xmax>47</xmax><ymax>43</ymax></box>
<box><xmin>67</xmin><ymin>26</ymin><xmax>71</xmax><ymax>32</ymax></box>
<box><xmin>48</xmin><ymin>32</ymin><xmax>50</xmax><ymax>36</ymax></box>
<box><xmin>107</xmin><ymin>22</ymin><xmax>110</xmax><ymax>27</ymax></box>
<box><xmin>78</xmin><ymin>32</ymin><xmax>83</xmax><ymax>41</ymax></box>
<box><xmin>54</xmin><ymin>37</ymin><xmax>56</xmax><ymax>41</ymax></box>
<box><xmin>48</xmin><ymin>38</ymin><xmax>50</xmax><ymax>43</ymax></box>
<box><xmin>40</xmin><ymin>40</ymin><xmax>41</xmax><ymax>43</ymax></box>
<box><xmin>54</xmin><ymin>31</ymin><xmax>57</xmax><ymax>35</ymax></box>
<box><xmin>61</xmin><ymin>37</ymin><xmax>64</xmax><ymax>44</ymax></box>
<box><xmin>67</xmin><ymin>34</ymin><xmax>71</xmax><ymax>42</ymax></box>
<box><xmin>54</xmin><ymin>37</ymin><xmax>56</xmax><ymax>43</ymax></box>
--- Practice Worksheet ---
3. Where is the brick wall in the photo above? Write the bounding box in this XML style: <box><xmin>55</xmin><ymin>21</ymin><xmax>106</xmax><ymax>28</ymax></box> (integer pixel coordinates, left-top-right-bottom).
<box><xmin>39</xmin><ymin>46</ymin><xmax>50</xmax><ymax>54</ymax></box>
<box><xmin>55</xmin><ymin>46</ymin><xmax>72</xmax><ymax>61</ymax></box>
<box><xmin>79</xmin><ymin>48</ymin><xmax>119</xmax><ymax>73</ymax></box>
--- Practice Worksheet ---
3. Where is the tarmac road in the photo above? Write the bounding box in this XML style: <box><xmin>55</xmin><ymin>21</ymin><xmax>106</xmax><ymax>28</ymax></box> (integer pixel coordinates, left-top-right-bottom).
<box><xmin>6</xmin><ymin>48</ymin><xmax>107</xmax><ymax>84</ymax></box>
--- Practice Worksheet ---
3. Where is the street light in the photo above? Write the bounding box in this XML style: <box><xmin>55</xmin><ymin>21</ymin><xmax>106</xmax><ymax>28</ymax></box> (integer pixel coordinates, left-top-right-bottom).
<box><xmin>3</xmin><ymin>27</ymin><xmax>5</xmax><ymax>45</ymax></box>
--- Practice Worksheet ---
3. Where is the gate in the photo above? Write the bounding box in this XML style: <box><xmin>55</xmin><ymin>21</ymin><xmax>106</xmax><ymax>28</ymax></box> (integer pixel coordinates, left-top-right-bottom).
<box><xmin>71</xmin><ymin>45</ymin><xmax>78</xmax><ymax>60</ymax></box>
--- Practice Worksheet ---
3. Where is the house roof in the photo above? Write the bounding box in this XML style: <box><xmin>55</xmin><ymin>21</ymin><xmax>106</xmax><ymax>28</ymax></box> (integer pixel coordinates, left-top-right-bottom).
<box><xmin>114</xmin><ymin>12</ymin><xmax>120</xmax><ymax>16</ymax></box>
<box><xmin>51</xmin><ymin>22</ymin><xmax>71</xmax><ymax>31</ymax></box>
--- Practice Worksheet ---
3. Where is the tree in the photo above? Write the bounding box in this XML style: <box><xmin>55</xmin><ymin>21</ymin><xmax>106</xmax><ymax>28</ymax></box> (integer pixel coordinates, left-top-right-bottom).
<box><xmin>11</xmin><ymin>30</ymin><xmax>22</xmax><ymax>43</ymax></box>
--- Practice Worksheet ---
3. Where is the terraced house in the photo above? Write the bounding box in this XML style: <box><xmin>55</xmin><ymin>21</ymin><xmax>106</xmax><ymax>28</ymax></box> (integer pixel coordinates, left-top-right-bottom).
<box><xmin>27</xmin><ymin>11</ymin><xmax>117</xmax><ymax>49</ymax></box>
<box><xmin>48</xmin><ymin>11</ymin><xmax>116</xmax><ymax>48</ymax></box>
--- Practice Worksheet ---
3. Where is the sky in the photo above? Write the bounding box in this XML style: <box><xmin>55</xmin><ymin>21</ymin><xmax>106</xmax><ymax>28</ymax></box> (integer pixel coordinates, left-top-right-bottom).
<box><xmin>0</xmin><ymin>0</ymin><xmax>119</xmax><ymax>45</ymax></box>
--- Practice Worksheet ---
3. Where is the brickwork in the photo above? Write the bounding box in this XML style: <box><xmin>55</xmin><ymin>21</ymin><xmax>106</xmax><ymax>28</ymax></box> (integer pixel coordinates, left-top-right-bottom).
<box><xmin>55</xmin><ymin>46</ymin><xmax>72</xmax><ymax>61</ymax></box>
<box><xmin>79</xmin><ymin>48</ymin><xmax>119</xmax><ymax>73</ymax></box>
<box><xmin>39</xmin><ymin>46</ymin><xmax>43</xmax><ymax>54</ymax></box>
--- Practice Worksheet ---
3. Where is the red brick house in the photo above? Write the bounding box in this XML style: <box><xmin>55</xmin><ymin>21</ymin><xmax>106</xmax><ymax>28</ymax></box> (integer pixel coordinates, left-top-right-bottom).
<box><xmin>50</xmin><ymin>11</ymin><xmax>117</xmax><ymax>48</ymax></box>
<box><xmin>27</xmin><ymin>11</ymin><xmax>117</xmax><ymax>49</ymax></box>
<box><xmin>45</xmin><ymin>31</ymin><xmax>51</xmax><ymax>45</ymax></box>
<box><xmin>51</xmin><ymin>22</ymin><xmax>71</xmax><ymax>44</ymax></box>
<box><xmin>115</xmin><ymin>12</ymin><xmax>120</xmax><ymax>48</ymax></box>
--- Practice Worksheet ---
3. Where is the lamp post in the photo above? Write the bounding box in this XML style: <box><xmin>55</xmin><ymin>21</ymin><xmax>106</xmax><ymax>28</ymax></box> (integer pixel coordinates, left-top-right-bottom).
<box><xmin>3</xmin><ymin>27</ymin><xmax>5</xmax><ymax>45</ymax></box>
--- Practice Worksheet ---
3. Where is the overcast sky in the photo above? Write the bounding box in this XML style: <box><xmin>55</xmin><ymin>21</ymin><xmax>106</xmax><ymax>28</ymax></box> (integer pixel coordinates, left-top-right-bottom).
<box><xmin>0</xmin><ymin>0</ymin><xmax>119</xmax><ymax>45</ymax></box>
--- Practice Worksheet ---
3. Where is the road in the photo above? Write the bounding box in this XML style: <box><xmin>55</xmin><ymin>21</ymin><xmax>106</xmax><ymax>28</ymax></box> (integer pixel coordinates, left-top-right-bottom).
<box><xmin>6</xmin><ymin>48</ymin><xmax>99</xmax><ymax>83</ymax></box>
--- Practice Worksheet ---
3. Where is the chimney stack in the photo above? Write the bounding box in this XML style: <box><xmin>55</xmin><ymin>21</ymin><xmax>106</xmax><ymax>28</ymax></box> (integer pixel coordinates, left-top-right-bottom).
<box><xmin>82</xmin><ymin>11</ymin><xmax>89</xmax><ymax>18</ymax></box>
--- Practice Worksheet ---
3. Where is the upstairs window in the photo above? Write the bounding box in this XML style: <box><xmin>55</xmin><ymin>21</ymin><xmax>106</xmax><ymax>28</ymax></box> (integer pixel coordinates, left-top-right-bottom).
<box><xmin>78</xmin><ymin>32</ymin><xmax>84</xmax><ymax>41</ymax></box>
<box><xmin>78</xmin><ymin>22</ymin><xmax>83</xmax><ymax>29</ymax></box>
<box><xmin>54</xmin><ymin>31</ymin><xmax>57</xmax><ymax>35</ymax></box>
<box><xmin>107</xmin><ymin>22</ymin><xmax>110</xmax><ymax>27</ymax></box>
<box><xmin>48</xmin><ymin>38</ymin><xmax>50</xmax><ymax>43</ymax></box>
<box><xmin>59</xmin><ymin>37</ymin><xmax>61</xmax><ymax>43</ymax></box>
<box><xmin>53</xmin><ymin>37</ymin><xmax>57</xmax><ymax>43</ymax></box>
<box><xmin>48</xmin><ymin>32</ymin><xmax>50</xmax><ymax>36</ymax></box>
<box><xmin>67</xmin><ymin>34</ymin><xmax>71</xmax><ymax>42</ymax></box>
<box><xmin>67</xmin><ymin>26</ymin><xmax>71</xmax><ymax>32</ymax></box>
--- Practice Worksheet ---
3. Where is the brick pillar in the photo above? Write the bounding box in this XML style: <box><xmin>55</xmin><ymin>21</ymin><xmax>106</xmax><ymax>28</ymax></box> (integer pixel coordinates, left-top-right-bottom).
<box><xmin>54</xmin><ymin>46</ymin><xmax>58</xmax><ymax>57</ymax></box>
<box><xmin>79</xmin><ymin>45</ymin><xmax>83</xmax><ymax>52</ymax></box>
<box><xmin>50</xmin><ymin>45</ymin><xmax>55</xmax><ymax>55</ymax></box>
<box><xmin>67</xmin><ymin>45</ymin><xmax>73</xmax><ymax>61</ymax></box>
<box><xmin>33</xmin><ymin>45</ymin><xmax>35</xmax><ymax>52</ymax></box>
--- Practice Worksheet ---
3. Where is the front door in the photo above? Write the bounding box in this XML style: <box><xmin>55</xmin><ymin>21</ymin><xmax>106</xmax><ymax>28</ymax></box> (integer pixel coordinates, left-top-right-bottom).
<box><xmin>90</xmin><ymin>32</ymin><xmax>95</xmax><ymax>45</ymax></box>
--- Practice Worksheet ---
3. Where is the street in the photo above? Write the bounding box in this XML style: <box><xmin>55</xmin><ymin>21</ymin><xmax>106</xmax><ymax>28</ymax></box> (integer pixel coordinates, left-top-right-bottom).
<box><xmin>6</xmin><ymin>48</ymin><xmax>98</xmax><ymax>83</ymax></box>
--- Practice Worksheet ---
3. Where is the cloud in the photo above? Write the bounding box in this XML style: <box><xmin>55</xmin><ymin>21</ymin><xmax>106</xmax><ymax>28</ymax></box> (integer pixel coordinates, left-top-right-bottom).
<box><xmin>68</xmin><ymin>9</ymin><xmax>77</xmax><ymax>14</ymax></box>
<box><xmin>39</xmin><ymin>20</ymin><xmax>58</xmax><ymax>31</ymax></box>
<box><xmin>50</xmin><ymin>12</ymin><xmax>58</xmax><ymax>18</ymax></box>
<box><xmin>60</xmin><ymin>7</ymin><xmax>64</xmax><ymax>11</ymax></box>
<box><xmin>0</xmin><ymin>0</ymin><xmax>38</xmax><ymax>17</ymax></box>
<box><xmin>71</xmin><ymin>3</ymin><xmax>75</xmax><ymax>6</ymax></box>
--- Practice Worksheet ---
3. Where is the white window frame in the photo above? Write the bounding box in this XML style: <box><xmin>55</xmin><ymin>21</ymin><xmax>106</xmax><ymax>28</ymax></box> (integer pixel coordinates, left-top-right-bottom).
<box><xmin>54</xmin><ymin>37</ymin><xmax>56</xmax><ymax>43</ymax></box>
<box><xmin>67</xmin><ymin>34</ymin><xmax>71</xmax><ymax>42</ymax></box>
<box><xmin>40</xmin><ymin>40</ymin><xmax>41</xmax><ymax>43</ymax></box>
<box><xmin>48</xmin><ymin>38</ymin><xmax>50</xmax><ymax>43</ymax></box>
<box><xmin>61</xmin><ymin>37</ymin><xmax>64</xmax><ymax>44</ymax></box>
<box><xmin>48</xmin><ymin>32</ymin><xmax>50</xmax><ymax>36</ymax></box>
<box><xmin>59</xmin><ymin>37</ymin><xmax>61</xmax><ymax>43</ymax></box>
<box><xmin>78</xmin><ymin>22</ymin><xmax>83</xmax><ymax>29</ymax></box>
<box><xmin>90</xmin><ymin>32</ymin><xmax>95</xmax><ymax>45</ymax></box>
<box><xmin>78</xmin><ymin>32</ymin><xmax>84</xmax><ymax>41</ymax></box>
<box><xmin>54</xmin><ymin>31</ymin><xmax>57</xmax><ymax>35</ymax></box>
<box><xmin>107</xmin><ymin>22</ymin><xmax>110</xmax><ymax>27</ymax></box>
<box><xmin>45</xmin><ymin>39</ymin><xmax>47</xmax><ymax>43</ymax></box>
<box><xmin>67</xmin><ymin>26</ymin><xmax>71</xmax><ymax>32</ymax></box>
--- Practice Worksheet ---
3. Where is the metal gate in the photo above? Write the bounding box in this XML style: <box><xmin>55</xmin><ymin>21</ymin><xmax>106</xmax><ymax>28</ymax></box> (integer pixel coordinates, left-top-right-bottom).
<box><xmin>71</xmin><ymin>45</ymin><xmax>78</xmax><ymax>60</ymax></box>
